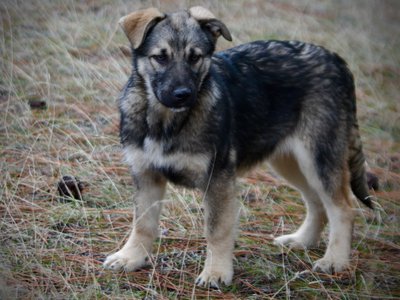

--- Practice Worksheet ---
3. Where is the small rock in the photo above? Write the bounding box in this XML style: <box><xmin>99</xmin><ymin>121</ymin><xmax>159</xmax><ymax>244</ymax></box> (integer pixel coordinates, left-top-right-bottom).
<box><xmin>0</xmin><ymin>89</ymin><xmax>9</xmax><ymax>102</ymax></box>
<box><xmin>28</xmin><ymin>99</ymin><xmax>47</xmax><ymax>110</ymax></box>
<box><xmin>57</xmin><ymin>175</ymin><xmax>84</xmax><ymax>201</ymax></box>
<box><xmin>366</xmin><ymin>172</ymin><xmax>379</xmax><ymax>191</ymax></box>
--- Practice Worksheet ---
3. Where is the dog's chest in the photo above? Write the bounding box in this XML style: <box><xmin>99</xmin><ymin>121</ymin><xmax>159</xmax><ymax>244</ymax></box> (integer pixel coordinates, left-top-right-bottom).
<box><xmin>123</xmin><ymin>137</ymin><xmax>211</xmax><ymax>187</ymax></box>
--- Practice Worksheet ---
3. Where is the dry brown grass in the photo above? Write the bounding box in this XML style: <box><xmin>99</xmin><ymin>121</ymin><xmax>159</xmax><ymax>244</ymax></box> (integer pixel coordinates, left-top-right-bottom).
<box><xmin>1</xmin><ymin>0</ymin><xmax>399</xmax><ymax>299</ymax></box>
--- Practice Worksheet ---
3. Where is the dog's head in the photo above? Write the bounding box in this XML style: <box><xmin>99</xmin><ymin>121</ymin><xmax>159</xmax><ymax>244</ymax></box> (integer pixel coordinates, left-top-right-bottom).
<box><xmin>119</xmin><ymin>7</ymin><xmax>232</xmax><ymax>110</ymax></box>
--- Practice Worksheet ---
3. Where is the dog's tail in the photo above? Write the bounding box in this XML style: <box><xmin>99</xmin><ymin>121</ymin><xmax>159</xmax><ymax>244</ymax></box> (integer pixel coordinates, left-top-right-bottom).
<box><xmin>348</xmin><ymin>123</ymin><xmax>373</xmax><ymax>209</ymax></box>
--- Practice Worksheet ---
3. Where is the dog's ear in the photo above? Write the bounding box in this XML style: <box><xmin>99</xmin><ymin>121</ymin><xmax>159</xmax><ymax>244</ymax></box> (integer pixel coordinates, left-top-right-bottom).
<box><xmin>189</xmin><ymin>6</ymin><xmax>232</xmax><ymax>42</ymax></box>
<box><xmin>119</xmin><ymin>8</ymin><xmax>165</xmax><ymax>49</ymax></box>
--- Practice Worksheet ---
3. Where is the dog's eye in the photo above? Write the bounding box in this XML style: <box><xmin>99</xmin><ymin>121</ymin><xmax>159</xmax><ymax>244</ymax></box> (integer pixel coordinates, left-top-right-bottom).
<box><xmin>189</xmin><ymin>53</ymin><xmax>202</xmax><ymax>64</ymax></box>
<box><xmin>152</xmin><ymin>54</ymin><xmax>168</xmax><ymax>64</ymax></box>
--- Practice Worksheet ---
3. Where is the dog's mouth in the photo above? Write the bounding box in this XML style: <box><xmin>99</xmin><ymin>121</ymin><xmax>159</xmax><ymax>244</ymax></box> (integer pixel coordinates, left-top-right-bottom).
<box><xmin>170</xmin><ymin>106</ymin><xmax>189</xmax><ymax>113</ymax></box>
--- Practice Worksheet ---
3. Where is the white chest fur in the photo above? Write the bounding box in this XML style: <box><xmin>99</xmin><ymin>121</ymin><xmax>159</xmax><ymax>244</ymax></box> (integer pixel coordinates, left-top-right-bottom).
<box><xmin>123</xmin><ymin>138</ymin><xmax>211</xmax><ymax>177</ymax></box>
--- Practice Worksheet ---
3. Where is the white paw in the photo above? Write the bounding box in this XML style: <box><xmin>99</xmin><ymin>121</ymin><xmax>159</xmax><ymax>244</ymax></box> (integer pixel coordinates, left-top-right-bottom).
<box><xmin>195</xmin><ymin>262</ymin><xmax>233</xmax><ymax>288</ymax></box>
<box><xmin>313</xmin><ymin>255</ymin><xmax>350</xmax><ymax>273</ymax></box>
<box><xmin>274</xmin><ymin>233</ymin><xmax>316</xmax><ymax>249</ymax></box>
<box><xmin>103</xmin><ymin>248</ymin><xmax>149</xmax><ymax>272</ymax></box>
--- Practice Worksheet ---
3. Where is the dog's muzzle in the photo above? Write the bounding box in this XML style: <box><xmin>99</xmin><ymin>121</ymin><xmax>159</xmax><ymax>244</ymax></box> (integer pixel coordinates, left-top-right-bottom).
<box><xmin>173</xmin><ymin>87</ymin><xmax>192</xmax><ymax>102</ymax></box>
<box><xmin>159</xmin><ymin>86</ymin><xmax>196</xmax><ymax>109</ymax></box>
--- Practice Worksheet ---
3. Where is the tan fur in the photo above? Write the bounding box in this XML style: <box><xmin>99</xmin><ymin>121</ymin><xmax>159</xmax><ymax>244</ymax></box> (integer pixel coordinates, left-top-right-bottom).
<box><xmin>197</xmin><ymin>175</ymin><xmax>239</xmax><ymax>286</ymax></box>
<box><xmin>341</xmin><ymin>164</ymin><xmax>354</xmax><ymax>208</ymax></box>
<box><xmin>270</xmin><ymin>138</ymin><xmax>356</xmax><ymax>272</ymax></box>
<box><xmin>189</xmin><ymin>6</ymin><xmax>232</xmax><ymax>41</ymax></box>
<box><xmin>103</xmin><ymin>172</ymin><xmax>166</xmax><ymax>271</ymax></box>
<box><xmin>271</xmin><ymin>144</ymin><xmax>327</xmax><ymax>248</ymax></box>
<box><xmin>310</xmin><ymin>164</ymin><xmax>355</xmax><ymax>272</ymax></box>
<box><xmin>119</xmin><ymin>8</ymin><xmax>165</xmax><ymax>49</ymax></box>
<box><xmin>189</xmin><ymin>6</ymin><xmax>216</xmax><ymax>20</ymax></box>
<box><xmin>314</xmin><ymin>184</ymin><xmax>355</xmax><ymax>272</ymax></box>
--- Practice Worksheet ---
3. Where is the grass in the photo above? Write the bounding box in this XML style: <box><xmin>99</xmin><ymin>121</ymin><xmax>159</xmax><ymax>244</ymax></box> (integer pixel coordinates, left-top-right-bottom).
<box><xmin>1</xmin><ymin>0</ymin><xmax>399</xmax><ymax>298</ymax></box>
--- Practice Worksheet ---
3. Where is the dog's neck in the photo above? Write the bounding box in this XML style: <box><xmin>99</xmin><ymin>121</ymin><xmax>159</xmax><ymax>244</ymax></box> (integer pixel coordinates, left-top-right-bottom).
<box><xmin>146</xmin><ymin>99</ymin><xmax>192</xmax><ymax>140</ymax></box>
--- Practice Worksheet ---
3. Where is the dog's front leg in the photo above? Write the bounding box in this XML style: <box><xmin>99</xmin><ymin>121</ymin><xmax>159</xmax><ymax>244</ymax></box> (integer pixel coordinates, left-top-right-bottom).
<box><xmin>104</xmin><ymin>172</ymin><xmax>166</xmax><ymax>272</ymax></box>
<box><xmin>196</xmin><ymin>177</ymin><xmax>239</xmax><ymax>288</ymax></box>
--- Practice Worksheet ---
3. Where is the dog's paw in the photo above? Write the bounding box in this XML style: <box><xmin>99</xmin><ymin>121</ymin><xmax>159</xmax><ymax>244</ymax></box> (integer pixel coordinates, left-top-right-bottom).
<box><xmin>274</xmin><ymin>233</ymin><xmax>316</xmax><ymax>249</ymax></box>
<box><xmin>103</xmin><ymin>248</ymin><xmax>149</xmax><ymax>272</ymax></box>
<box><xmin>312</xmin><ymin>256</ymin><xmax>349</xmax><ymax>274</ymax></box>
<box><xmin>195</xmin><ymin>264</ymin><xmax>233</xmax><ymax>288</ymax></box>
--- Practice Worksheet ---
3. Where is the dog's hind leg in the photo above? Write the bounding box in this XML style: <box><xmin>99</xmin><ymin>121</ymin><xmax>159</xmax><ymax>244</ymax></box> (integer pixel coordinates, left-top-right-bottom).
<box><xmin>271</xmin><ymin>153</ymin><xmax>327</xmax><ymax>248</ymax></box>
<box><xmin>284</xmin><ymin>139</ymin><xmax>354</xmax><ymax>273</ymax></box>
<box><xmin>103</xmin><ymin>171</ymin><xmax>166</xmax><ymax>272</ymax></box>
<box><xmin>196</xmin><ymin>174</ymin><xmax>239</xmax><ymax>288</ymax></box>
<box><xmin>312</xmin><ymin>166</ymin><xmax>355</xmax><ymax>273</ymax></box>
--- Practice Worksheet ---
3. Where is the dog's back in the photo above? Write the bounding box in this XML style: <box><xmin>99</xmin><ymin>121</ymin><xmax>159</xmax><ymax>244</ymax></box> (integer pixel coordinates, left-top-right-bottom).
<box><xmin>211</xmin><ymin>40</ymin><xmax>370</xmax><ymax>207</ymax></box>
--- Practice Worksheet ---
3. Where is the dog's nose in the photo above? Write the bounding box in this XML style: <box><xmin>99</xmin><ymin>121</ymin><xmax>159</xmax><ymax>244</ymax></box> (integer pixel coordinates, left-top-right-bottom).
<box><xmin>173</xmin><ymin>87</ymin><xmax>192</xmax><ymax>101</ymax></box>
